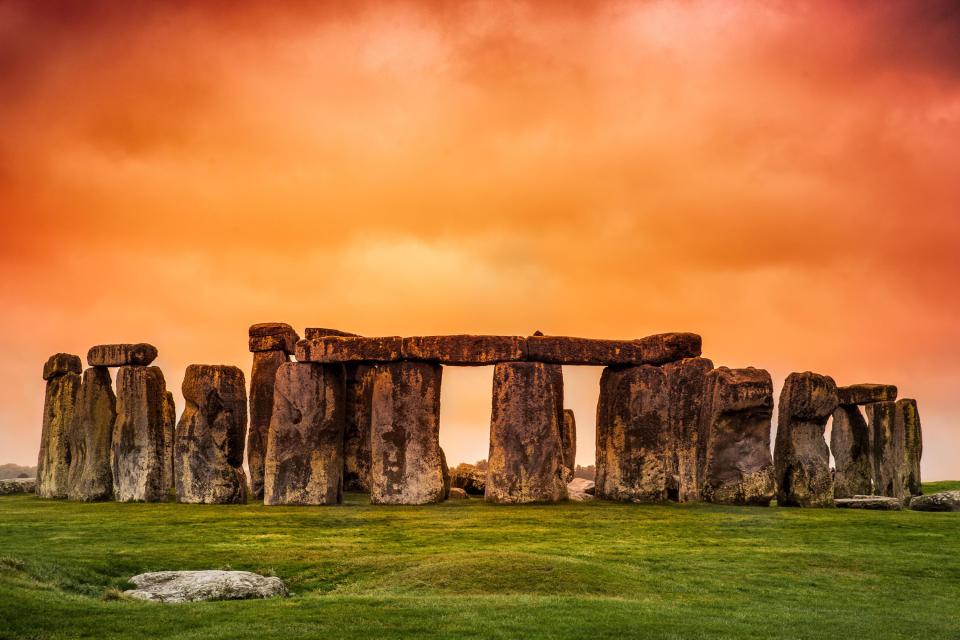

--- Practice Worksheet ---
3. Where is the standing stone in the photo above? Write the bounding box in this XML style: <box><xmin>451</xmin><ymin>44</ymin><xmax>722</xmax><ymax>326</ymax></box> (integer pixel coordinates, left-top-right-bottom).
<box><xmin>343</xmin><ymin>364</ymin><xmax>375</xmax><ymax>492</ymax></box>
<box><xmin>896</xmin><ymin>399</ymin><xmax>922</xmax><ymax>497</ymax></box>
<box><xmin>161</xmin><ymin>391</ymin><xmax>176</xmax><ymax>493</ymax></box>
<box><xmin>175</xmin><ymin>365</ymin><xmax>248</xmax><ymax>504</ymax></box>
<box><xmin>67</xmin><ymin>367</ymin><xmax>117</xmax><ymax>501</ymax></box>
<box><xmin>699</xmin><ymin>367</ymin><xmax>775</xmax><ymax>506</ymax></box>
<box><xmin>440</xmin><ymin>448</ymin><xmax>451</xmax><ymax>499</ymax></box>
<box><xmin>774</xmin><ymin>372</ymin><xmax>838</xmax><ymax>507</ymax></box>
<box><xmin>112</xmin><ymin>366</ymin><xmax>168</xmax><ymax>502</ymax></box>
<box><xmin>37</xmin><ymin>354</ymin><xmax>82</xmax><ymax>498</ymax></box>
<box><xmin>263</xmin><ymin>362</ymin><xmax>345</xmax><ymax>505</ymax></box>
<box><xmin>866</xmin><ymin>401</ymin><xmax>901</xmax><ymax>498</ymax></box>
<box><xmin>486</xmin><ymin>362</ymin><xmax>567</xmax><ymax>503</ymax></box>
<box><xmin>595</xmin><ymin>365</ymin><xmax>671</xmax><ymax>502</ymax></box>
<box><xmin>663</xmin><ymin>357</ymin><xmax>714</xmax><ymax>502</ymax></box>
<box><xmin>247</xmin><ymin>350</ymin><xmax>289</xmax><ymax>499</ymax></box>
<box><xmin>369</xmin><ymin>362</ymin><xmax>445</xmax><ymax>505</ymax></box>
<box><xmin>831</xmin><ymin>405</ymin><xmax>874</xmax><ymax>498</ymax></box>
<box><xmin>561</xmin><ymin>409</ymin><xmax>576</xmax><ymax>483</ymax></box>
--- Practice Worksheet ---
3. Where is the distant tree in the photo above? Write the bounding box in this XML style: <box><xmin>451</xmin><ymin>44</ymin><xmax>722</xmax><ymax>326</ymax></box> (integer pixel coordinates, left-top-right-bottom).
<box><xmin>473</xmin><ymin>459</ymin><xmax>488</xmax><ymax>472</ymax></box>
<box><xmin>16</xmin><ymin>473</ymin><xmax>29</xmax><ymax>478</ymax></box>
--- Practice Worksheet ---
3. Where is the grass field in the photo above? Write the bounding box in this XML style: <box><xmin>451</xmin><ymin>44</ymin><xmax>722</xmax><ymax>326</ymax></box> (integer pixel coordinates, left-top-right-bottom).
<box><xmin>1</xmin><ymin>483</ymin><xmax>958</xmax><ymax>639</ymax></box>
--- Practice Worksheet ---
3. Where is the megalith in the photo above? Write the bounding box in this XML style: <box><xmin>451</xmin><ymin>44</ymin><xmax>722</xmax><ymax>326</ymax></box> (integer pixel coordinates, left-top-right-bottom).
<box><xmin>699</xmin><ymin>367</ymin><xmax>775</xmax><ymax>505</ymax></box>
<box><xmin>37</xmin><ymin>353</ymin><xmax>82</xmax><ymax>498</ymax></box>
<box><xmin>247</xmin><ymin>323</ymin><xmax>297</xmax><ymax>500</ymax></box>
<box><xmin>88</xmin><ymin>343</ymin><xmax>158</xmax><ymax>367</ymax></box>
<box><xmin>369</xmin><ymin>362</ymin><xmax>445</xmax><ymax>505</ymax></box>
<box><xmin>161</xmin><ymin>391</ymin><xmax>176</xmax><ymax>493</ymax></box>
<box><xmin>112</xmin><ymin>366</ymin><xmax>169</xmax><ymax>502</ymax></box>
<box><xmin>865</xmin><ymin>401</ymin><xmax>901</xmax><ymax>498</ymax></box>
<box><xmin>896</xmin><ymin>399</ymin><xmax>922</xmax><ymax>497</ymax></box>
<box><xmin>663</xmin><ymin>357</ymin><xmax>714</xmax><ymax>502</ymax></box>
<box><xmin>830</xmin><ymin>404</ymin><xmax>874</xmax><ymax>498</ymax></box>
<box><xmin>774</xmin><ymin>372</ymin><xmax>838</xmax><ymax>507</ymax></box>
<box><xmin>561</xmin><ymin>409</ymin><xmax>576</xmax><ymax>483</ymax></box>
<box><xmin>264</xmin><ymin>362</ymin><xmax>345</xmax><ymax>505</ymax></box>
<box><xmin>596</xmin><ymin>365</ymin><xmax>672</xmax><ymax>502</ymax></box>
<box><xmin>343</xmin><ymin>364</ymin><xmax>375</xmax><ymax>492</ymax></box>
<box><xmin>486</xmin><ymin>362</ymin><xmax>567</xmax><ymax>503</ymax></box>
<box><xmin>175</xmin><ymin>365</ymin><xmax>248</xmax><ymax>504</ymax></box>
<box><xmin>67</xmin><ymin>367</ymin><xmax>117</xmax><ymax>501</ymax></box>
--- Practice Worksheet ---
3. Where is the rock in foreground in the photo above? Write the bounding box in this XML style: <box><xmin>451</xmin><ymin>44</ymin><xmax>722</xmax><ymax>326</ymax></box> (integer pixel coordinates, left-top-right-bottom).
<box><xmin>567</xmin><ymin>478</ymin><xmax>595</xmax><ymax>501</ymax></box>
<box><xmin>124</xmin><ymin>570</ymin><xmax>287</xmax><ymax>603</ymax></box>
<box><xmin>835</xmin><ymin>496</ymin><xmax>902</xmax><ymax>510</ymax></box>
<box><xmin>0</xmin><ymin>478</ymin><xmax>37</xmax><ymax>495</ymax></box>
<box><xmin>909</xmin><ymin>491</ymin><xmax>960</xmax><ymax>512</ymax></box>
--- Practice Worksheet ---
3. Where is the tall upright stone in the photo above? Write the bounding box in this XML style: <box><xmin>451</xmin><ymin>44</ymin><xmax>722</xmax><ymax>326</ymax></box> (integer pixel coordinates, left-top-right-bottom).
<box><xmin>264</xmin><ymin>362</ymin><xmax>345</xmax><ymax>505</ymax></box>
<box><xmin>699</xmin><ymin>367</ymin><xmax>775</xmax><ymax>506</ymax></box>
<box><xmin>369</xmin><ymin>362</ymin><xmax>445</xmax><ymax>505</ymax></box>
<box><xmin>112</xmin><ymin>366</ymin><xmax>168</xmax><ymax>502</ymax></box>
<box><xmin>663</xmin><ymin>357</ymin><xmax>714</xmax><ymax>502</ymax></box>
<box><xmin>161</xmin><ymin>391</ymin><xmax>176</xmax><ymax>493</ymax></box>
<box><xmin>596</xmin><ymin>365</ymin><xmax>672</xmax><ymax>502</ymax></box>
<box><xmin>831</xmin><ymin>404</ymin><xmax>874</xmax><ymax>498</ymax></box>
<box><xmin>37</xmin><ymin>354</ymin><xmax>82</xmax><ymax>499</ymax></box>
<box><xmin>896</xmin><ymin>399</ymin><xmax>922</xmax><ymax>497</ymax></box>
<box><xmin>175</xmin><ymin>365</ymin><xmax>248</xmax><ymax>504</ymax></box>
<box><xmin>866</xmin><ymin>401</ymin><xmax>901</xmax><ymax>498</ymax></box>
<box><xmin>561</xmin><ymin>409</ymin><xmax>576</xmax><ymax>483</ymax></box>
<box><xmin>343</xmin><ymin>364</ymin><xmax>375</xmax><ymax>492</ymax></box>
<box><xmin>774</xmin><ymin>372</ymin><xmax>838</xmax><ymax>507</ymax></box>
<box><xmin>486</xmin><ymin>362</ymin><xmax>567</xmax><ymax>503</ymax></box>
<box><xmin>67</xmin><ymin>367</ymin><xmax>116</xmax><ymax>501</ymax></box>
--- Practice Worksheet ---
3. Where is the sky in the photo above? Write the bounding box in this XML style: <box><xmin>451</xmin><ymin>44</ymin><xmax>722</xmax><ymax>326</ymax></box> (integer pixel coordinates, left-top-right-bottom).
<box><xmin>1</xmin><ymin>1</ymin><xmax>958</xmax><ymax>479</ymax></box>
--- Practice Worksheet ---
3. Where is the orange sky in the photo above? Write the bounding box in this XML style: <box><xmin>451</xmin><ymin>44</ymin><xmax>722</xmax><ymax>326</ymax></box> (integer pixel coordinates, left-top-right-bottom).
<box><xmin>1</xmin><ymin>1</ymin><xmax>958</xmax><ymax>478</ymax></box>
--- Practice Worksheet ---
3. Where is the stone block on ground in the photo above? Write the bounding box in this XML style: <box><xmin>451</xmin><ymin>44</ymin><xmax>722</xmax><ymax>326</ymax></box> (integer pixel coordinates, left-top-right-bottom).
<box><xmin>909</xmin><ymin>491</ymin><xmax>960</xmax><ymax>512</ymax></box>
<box><xmin>124</xmin><ymin>570</ymin><xmax>287</xmax><ymax>603</ymax></box>
<box><xmin>0</xmin><ymin>478</ymin><xmax>37</xmax><ymax>495</ymax></box>
<box><xmin>447</xmin><ymin>487</ymin><xmax>469</xmax><ymax>499</ymax></box>
<box><xmin>87</xmin><ymin>344</ymin><xmax>158</xmax><ymax>367</ymax></box>
<box><xmin>835</xmin><ymin>496</ymin><xmax>902</xmax><ymax>510</ymax></box>
<box><xmin>567</xmin><ymin>478</ymin><xmax>596</xmax><ymax>502</ymax></box>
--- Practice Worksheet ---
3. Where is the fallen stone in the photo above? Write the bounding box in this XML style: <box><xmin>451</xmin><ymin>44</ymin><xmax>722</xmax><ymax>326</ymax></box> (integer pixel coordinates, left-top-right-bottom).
<box><xmin>369</xmin><ymin>362</ymin><xmax>445</xmax><ymax>505</ymax></box>
<box><xmin>42</xmin><ymin>353</ymin><xmax>82</xmax><ymax>381</ymax></box>
<box><xmin>774</xmin><ymin>372</ymin><xmax>839</xmax><ymax>507</ymax></box>
<box><xmin>561</xmin><ymin>409</ymin><xmax>576</xmax><ymax>483</ymax></box>
<box><xmin>663</xmin><ymin>357</ymin><xmax>714</xmax><ymax>502</ymax></box>
<box><xmin>596</xmin><ymin>365</ymin><xmax>672</xmax><ymax>502</ymax></box>
<box><xmin>161</xmin><ymin>391</ymin><xmax>176</xmax><ymax>494</ymax></box>
<box><xmin>447</xmin><ymin>487</ymin><xmax>469</xmax><ymax>499</ymax></box>
<box><xmin>866</xmin><ymin>401</ymin><xmax>903</xmax><ymax>498</ymax></box>
<box><xmin>831</xmin><ymin>405</ymin><xmax>874</xmax><ymax>498</ymax></box>
<box><xmin>124</xmin><ymin>570</ymin><xmax>287</xmax><ymax>603</ymax></box>
<box><xmin>247</xmin><ymin>350</ymin><xmax>289</xmax><ymax>499</ymax></box>
<box><xmin>0</xmin><ymin>478</ymin><xmax>36</xmax><ymax>495</ymax></box>
<box><xmin>486</xmin><ymin>362</ymin><xmax>567</xmax><ymax>504</ymax></box>
<box><xmin>87</xmin><ymin>344</ymin><xmax>158</xmax><ymax>367</ymax></box>
<box><xmin>567</xmin><ymin>478</ymin><xmax>596</xmax><ymax>502</ymax></box>
<box><xmin>112</xmin><ymin>366</ymin><xmax>169</xmax><ymax>502</ymax></box>
<box><xmin>909</xmin><ymin>491</ymin><xmax>960</xmax><ymax>512</ymax></box>
<box><xmin>525</xmin><ymin>332</ymin><xmax>701</xmax><ymax>366</ymax></box>
<box><xmin>67</xmin><ymin>367</ymin><xmax>116</xmax><ymax>501</ymax></box>
<box><xmin>264</xmin><ymin>362</ymin><xmax>345</xmax><ymax>505</ymax></box>
<box><xmin>449</xmin><ymin>463</ymin><xmax>486</xmax><ymax>495</ymax></box>
<box><xmin>175</xmin><ymin>365</ymin><xmax>248</xmax><ymax>504</ymax></box>
<box><xmin>296</xmin><ymin>336</ymin><xmax>403</xmax><ymax>363</ymax></box>
<box><xmin>699</xmin><ymin>367</ymin><xmax>776</xmax><ymax>506</ymax></box>
<box><xmin>303</xmin><ymin>328</ymin><xmax>359</xmax><ymax>340</ymax></box>
<box><xmin>402</xmin><ymin>335</ymin><xmax>526</xmax><ymax>365</ymax></box>
<box><xmin>835</xmin><ymin>496</ymin><xmax>902</xmax><ymax>510</ymax></box>
<box><xmin>343</xmin><ymin>364</ymin><xmax>375</xmax><ymax>492</ymax></box>
<box><xmin>248</xmin><ymin>323</ymin><xmax>300</xmax><ymax>354</ymax></box>
<box><xmin>836</xmin><ymin>383</ymin><xmax>897</xmax><ymax>406</ymax></box>
<box><xmin>36</xmin><ymin>359</ymin><xmax>82</xmax><ymax>498</ymax></box>
<box><xmin>896</xmin><ymin>399</ymin><xmax>923</xmax><ymax>497</ymax></box>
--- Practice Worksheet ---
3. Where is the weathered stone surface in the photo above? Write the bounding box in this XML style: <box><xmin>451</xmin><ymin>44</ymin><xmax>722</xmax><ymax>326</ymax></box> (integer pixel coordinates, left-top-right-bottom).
<box><xmin>369</xmin><ymin>362</ymin><xmax>445</xmax><ymax>505</ymax></box>
<box><xmin>561</xmin><ymin>409</ymin><xmax>576</xmax><ymax>483</ymax></box>
<box><xmin>486</xmin><ymin>362</ymin><xmax>567</xmax><ymax>504</ymax></box>
<box><xmin>42</xmin><ymin>353</ymin><xmax>82</xmax><ymax>381</ymax></box>
<box><xmin>0</xmin><ymin>478</ymin><xmax>37</xmax><ymax>495</ymax></box>
<box><xmin>247</xmin><ymin>350</ymin><xmax>289</xmax><ymax>500</ymax></box>
<box><xmin>447</xmin><ymin>487</ymin><xmax>469</xmax><ymax>499</ymax></box>
<box><xmin>402</xmin><ymin>335</ymin><xmax>526</xmax><ymax>365</ymax></box>
<box><xmin>567</xmin><ymin>478</ymin><xmax>596</xmax><ymax>502</ymax></box>
<box><xmin>248</xmin><ymin>322</ymin><xmax>300</xmax><ymax>354</ymax></box>
<box><xmin>866</xmin><ymin>401</ymin><xmax>902</xmax><ymax>498</ymax></box>
<box><xmin>525</xmin><ymin>332</ymin><xmax>701</xmax><ymax>366</ymax></box>
<box><xmin>663</xmin><ymin>357</ymin><xmax>714</xmax><ymax>502</ymax></box>
<box><xmin>699</xmin><ymin>367</ymin><xmax>776</xmax><ymax>505</ymax></box>
<box><xmin>896</xmin><ymin>399</ymin><xmax>922</xmax><ymax>497</ymax></box>
<box><xmin>836</xmin><ymin>384</ymin><xmax>897</xmax><ymax>406</ymax></box>
<box><xmin>36</xmin><ymin>366</ymin><xmax>81</xmax><ymax>498</ymax></box>
<box><xmin>67</xmin><ymin>367</ymin><xmax>116</xmax><ymax>501</ymax></box>
<box><xmin>343</xmin><ymin>364</ymin><xmax>375</xmax><ymax>492</ymax></box>
<box><xmin>175</xmin><ymin>365</ymin><xmax>248</xmax><ymax>504</ymax></box>
<box><xmin>835</xmin><ymin>496</ymin><xmax>902</xmax><ymax>510</ymax></box>
<box><xmin>87</xmin><ymin>343</ymin><xmax>158</xmax><ymax>367</ymax></box>
<box><xmin>909</xmin><ymin>491</ymin><xmax>960</xmax><ymax>512</ymax></box>
<box><xmin>112</xmin><ymin>366</ymin><xmax>168</xmax><ymax>502</ymax></box>
<box><xmin>161</xmin><ymin>391</ymin><xmax>176</xmax><ymax>493</ymax></box>
<box><xmin>264</xmin><ymin>362</ymin><xmax>345</xmax><ymax>505</ymax></box>
<box><xmin>831</xmin><ymin>405</ymin><xmax>874</xmax><ymax>498</ymax></box>
<box><xmin>596</xmin><ymin>365</ymin><xmax>672</xmax><ymax>502</ymax></box>
<box><xmin>296</xmin><ymin>336</ymin><xmax>403</xmax><ymax>363</ymax></box>
<box><xmin>124</xmin><ymin>570</ymin><xmax>287</xmax><ymax>603</ymax></box>
<box><xmin>450</xmin><ymin>463</ymin><xmax>486</xmax><ymax>495</ymax></box>
<box><xmin>303</xmin><ymin>328</ymin><xmax>359</xmax><ymax>340</ymax></box>
<box><xmin>440</xmin><ymin>448</ymin><xmax>451</xmax><ymax>499</ymax></box>
<box><xmin>775</xmin><ymin>372</ymin><xmax>839</xmax><ymax>507</ymax></box>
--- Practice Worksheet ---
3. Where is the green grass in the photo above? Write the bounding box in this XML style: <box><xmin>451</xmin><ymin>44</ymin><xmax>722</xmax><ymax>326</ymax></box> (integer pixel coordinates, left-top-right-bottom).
<box><xmin>922</xmin><ymin>480</ymin><xmax>960</xmax><ymax>493</ymax></box>
<box><xmin>0</xmin><ymin>483</ymin><xmax>958</xmax><ymax>639</ymax></box>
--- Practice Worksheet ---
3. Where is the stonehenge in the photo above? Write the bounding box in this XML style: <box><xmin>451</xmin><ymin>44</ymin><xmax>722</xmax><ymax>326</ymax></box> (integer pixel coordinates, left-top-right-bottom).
<box><xmin>33</xmin><ymin>328</ymin><xmax>925</xmax><ymax>510</ymax></box>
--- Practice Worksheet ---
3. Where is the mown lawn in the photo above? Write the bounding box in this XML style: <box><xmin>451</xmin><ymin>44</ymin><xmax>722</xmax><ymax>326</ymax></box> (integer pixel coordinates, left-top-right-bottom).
<box><xmin>1</xmin><ymin>484</ymin><xmax>958</xmax><ymax>639</ymax></box>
